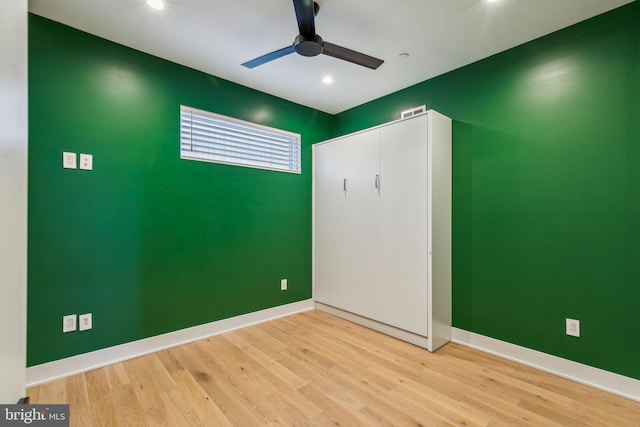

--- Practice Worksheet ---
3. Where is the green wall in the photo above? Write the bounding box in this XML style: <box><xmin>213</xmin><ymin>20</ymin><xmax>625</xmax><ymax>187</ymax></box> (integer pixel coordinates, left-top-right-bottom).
<box><xmin>28</xmin><ymin>15</ymin><xmax>333</xmax><ymax>366</ymax></box>
<box><xmin>335</xmin><ymin>2</ymin><xmax>640</xmax><ymax>379</ymax></box>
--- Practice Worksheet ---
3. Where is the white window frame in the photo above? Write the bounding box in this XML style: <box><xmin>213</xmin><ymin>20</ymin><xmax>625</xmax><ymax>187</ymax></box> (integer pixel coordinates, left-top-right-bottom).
<box><xmin>180</xmin><ymin>105</ymin><xmax>301</xmax><ymax>174</ymax></box>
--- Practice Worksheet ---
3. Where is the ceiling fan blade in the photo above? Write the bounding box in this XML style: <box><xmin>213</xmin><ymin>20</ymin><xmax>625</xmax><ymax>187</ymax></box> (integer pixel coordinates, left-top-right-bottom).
<box><xmin>322</xmin><ymin>42</ymin><xmax>384</xmax><ymax>70</ymax></box>
<box><xmin>292</xmin><ymin>0</ymin><xmax>316</xmax><ymax>38</ymax></box>
<box><xmin>242</xmin><ymin>45</ymin><xmax>296</xmax><ymax>69</ymax></box>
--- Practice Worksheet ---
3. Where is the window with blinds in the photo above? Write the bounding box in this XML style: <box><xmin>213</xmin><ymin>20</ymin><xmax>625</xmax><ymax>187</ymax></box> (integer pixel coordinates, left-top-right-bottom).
<box><xmin>180</xmin><ymin>105</ymin><xmax>301</xmax><ymax>174</ymax></box>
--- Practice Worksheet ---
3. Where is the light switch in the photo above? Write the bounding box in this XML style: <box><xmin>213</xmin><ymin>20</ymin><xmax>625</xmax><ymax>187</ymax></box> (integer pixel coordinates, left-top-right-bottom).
<box><xmin>63</xmin><ymin>152</ymin><xmax>77</xmax><ymax>169</ymax></box>
<box><xmin>79</xmin><ymin>313</ymin><xmax>92</xmax><ymax>331</ymax></box>
<box><xmin>63</xmin><ymin>314</ymin><xmax>77</xmax><ymax>333</ymax></box>
<box><xmin>80</xmin><ymin>154</ymin><xmax>93</xmax><ymax>171</ymax></box>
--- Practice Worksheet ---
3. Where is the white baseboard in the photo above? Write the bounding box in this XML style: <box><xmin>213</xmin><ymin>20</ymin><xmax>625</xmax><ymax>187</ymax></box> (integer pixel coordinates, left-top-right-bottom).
<box><xmin>451</xmin><ymin>328</ymin><xmax>640</xmax><ymax>402</ymax></box>
<box><xmin>26</xmin><ymin>299</ymin><xmax>314</xmax><ymax>387</ymax></box>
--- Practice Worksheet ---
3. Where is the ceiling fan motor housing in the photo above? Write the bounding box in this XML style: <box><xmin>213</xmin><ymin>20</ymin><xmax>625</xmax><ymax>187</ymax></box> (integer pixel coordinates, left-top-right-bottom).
<box><xmin>294</xmin><ymin>34</ymin><xmax>324</xmax><ymax>57</ymax></box>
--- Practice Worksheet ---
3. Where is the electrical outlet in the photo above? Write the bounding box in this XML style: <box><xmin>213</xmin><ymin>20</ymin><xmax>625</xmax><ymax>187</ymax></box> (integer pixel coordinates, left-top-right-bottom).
<box><xmin>63</xmin><ymin>314</ymin><xmax>77</xmax><ymax>333</ymax></box>
<box><xmin>79</xmin><ymin>154</ymin><xmax>93</xmax><ymax>171</ymax></box>
<box><xmin>281</xmin><ymin>278</ymin><xmax>287</xmax><ymax>291</ymax></box>
<box><xmin>63</xmin><ymin>152</ymin><xmax>77</xmax><ymax>169</ymax></box>
<box><xmin>79</xmin><ymin>313</ymin><xmax>92</xmax><ymax>331</ymax></box>
<box><xmin>566</xmin><ymin>318</ymin><xmax>580</xmax><ymax>337</ymax></box>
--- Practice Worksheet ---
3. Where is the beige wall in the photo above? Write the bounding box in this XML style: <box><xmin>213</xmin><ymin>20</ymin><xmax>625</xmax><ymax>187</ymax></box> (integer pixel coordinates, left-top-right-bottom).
<box><xmin>0</xmin><ymin>0</ymin><xmax>27</xmax><ymax>403</ymax></box>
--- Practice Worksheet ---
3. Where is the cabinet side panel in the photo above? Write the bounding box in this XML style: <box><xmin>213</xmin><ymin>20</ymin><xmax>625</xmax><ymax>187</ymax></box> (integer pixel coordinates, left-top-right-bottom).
<box><xmin>428</xmin><ymin>111</ymin><xmax>452</xmax><ymax>351</ymax></box>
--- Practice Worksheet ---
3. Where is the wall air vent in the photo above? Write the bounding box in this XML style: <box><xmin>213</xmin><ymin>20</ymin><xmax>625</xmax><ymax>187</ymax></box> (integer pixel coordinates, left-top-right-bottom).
<box><xmin>400</xmin><ymin>105</ymin><xmax>427</xmax><ymax>119</ymax></box>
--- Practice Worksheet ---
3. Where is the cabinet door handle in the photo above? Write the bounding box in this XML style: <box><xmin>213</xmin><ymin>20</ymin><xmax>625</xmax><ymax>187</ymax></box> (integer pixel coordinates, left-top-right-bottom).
<box><xmin>343</xmin><ymin>178</ymin><xmax>348</xmax><ymax>192</ymax></box>
<box><xmin>375</xmin><ymin>174</ymin><xmax>380</xmax><ymax>190</ymax></box>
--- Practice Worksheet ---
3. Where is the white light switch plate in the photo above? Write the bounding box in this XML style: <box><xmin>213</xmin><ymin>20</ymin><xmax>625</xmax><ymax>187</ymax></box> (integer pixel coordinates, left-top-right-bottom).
<box><xmin>80</xmin><ymin>154</ymin><xmax>93</xmax><ymax>171</ymax></box>
<box><xmin>281</xmin><ymin>279</ymin><xmax>287</xmax><ymax>291</ymax></box>
<box><xmin>63</xmin><ymin>152</ymin><xmax>77</xmax><ymax>169</ymax></box>
<box><xmin>63</xmin><ymin>314</ymin><xmax>77</xmax><ymax>333</ymax></box>
<box><xmin>79</xmin><ymin>313</ymin><xmax>92</xmax><ymax>331</ymax></box>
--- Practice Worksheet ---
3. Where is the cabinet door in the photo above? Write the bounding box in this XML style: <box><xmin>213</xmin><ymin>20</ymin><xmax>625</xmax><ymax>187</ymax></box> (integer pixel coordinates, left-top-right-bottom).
<box><xmin>314</xmin><ymin>141</ymin><xmax>346</xmax><ymax>307</ymax></box>
<box><xmin>379</xmin><ymin>115</ymin><xmax>429</xmax><ymax>335</ymax></box>
<box><xmin>342</xmin><ymin>129</ymin><xmax>381</xmax><ymax>320</ymax></box>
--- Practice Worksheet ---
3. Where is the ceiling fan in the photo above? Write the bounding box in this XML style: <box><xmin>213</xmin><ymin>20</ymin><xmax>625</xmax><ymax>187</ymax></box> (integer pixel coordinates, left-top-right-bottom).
<box><xmin>242</xmin><ymin>0</ymin><xmax>384</xmax><ymax>70</ymax></box>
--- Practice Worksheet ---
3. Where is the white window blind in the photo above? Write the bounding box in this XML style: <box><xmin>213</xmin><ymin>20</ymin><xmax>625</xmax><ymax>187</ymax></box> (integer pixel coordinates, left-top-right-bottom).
<box><xmin>180</xmin><ymin>105</ymin><xmax>301</xmax><ymax>173</ymax></box>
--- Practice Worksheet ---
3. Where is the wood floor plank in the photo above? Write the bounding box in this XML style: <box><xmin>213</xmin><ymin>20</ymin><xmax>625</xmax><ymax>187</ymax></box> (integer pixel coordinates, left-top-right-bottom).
<box><xmin>27</xmin><ymin>310</ymin><xmax>640</xmax><ymax>426</ymax></box>
<box><xmin>65</xmin><ymin>374</ymin><xmax>93</xmax><ymax>427</ymax></box>
<box><xmin>195</xmin><ymin>337</ymin><xmax>284</xmax><ymax>423</ymax></box>
<box><xmin>161</xmin><ymin>360</ymin><xmax>234</xmax><ymax>427</ymax></box>
<box><xmin>460</xmin><ymin>391</ymin><xmax>550</xmax><ymax>426</ymax></box>
<box><xmin>198</xmin><ymin>334</ymin><xmax>315</xmax><ymax>425</ymax></box>
<box><xmin>222</xmin><ymin>332</ymin><xmax>321</xmax><ymax>420</ymax></box>
<box><xmin>26</xmin><ymin>385</ymin><xmax>39</xmax><ymax>403</ymax></box>
<box><xmin>37</xmin><ymin>378</ymin><xmax>66</xmax><ymax>404</ymax></box>
<box><xmin>171</xmin><ymin>341</ymin><xmax>266</xmax><ymax>426</ymax></box>
<box><xmin>298</xmin><ymin>383</ymin><xmax>370</xmax><ymax>427</ymax></box>
<box><xmin>125</xmin><ymin>354</ymin><xmax>196</xmax><ymax>426</ymax></box>
<box><xmin>224</xmin><ymin>328</ymin><xmax>308</xmax><ymax>390</ymax></box>
<box><xmin>104</xmin><ymin>362</ymin><xmax>131</xmax><ymax>389</ymax></box>
<box><xmin>538</xmin><ymin>379</ymin><xmax>640</xmax><ymax>423</ymax></box>
<box><xmin>84</xmin><ymin>369</ymin><xmax>117</xmax><ymax>426</ymax></box>
<box><xmin>111</xmin><ymin>384</ymin><xmax>146</xmax><ymax>427</ymax></box>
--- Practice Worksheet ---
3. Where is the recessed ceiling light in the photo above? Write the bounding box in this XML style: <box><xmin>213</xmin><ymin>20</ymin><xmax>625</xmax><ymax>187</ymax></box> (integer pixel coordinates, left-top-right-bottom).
<box><xmin>322</xmin><ymin>75</ymin><xmax>334</xmax><ymax>85</ymax></box>
<box><xmin>147</xmin><ymin>0</ymin><xmax>164</xmax><ymax>10</ymax></box>
<box><xmin>399</xmin><ymin>53</ymin><xmax>410</xmax><ymax>59</ymax></box>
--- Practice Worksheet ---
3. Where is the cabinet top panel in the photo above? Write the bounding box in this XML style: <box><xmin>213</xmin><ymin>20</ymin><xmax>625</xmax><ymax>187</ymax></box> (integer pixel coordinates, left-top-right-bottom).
<box><xmin>315</xmin><ymin>110</ymin><xmax>450</xmax><ymax>147</ymax></box>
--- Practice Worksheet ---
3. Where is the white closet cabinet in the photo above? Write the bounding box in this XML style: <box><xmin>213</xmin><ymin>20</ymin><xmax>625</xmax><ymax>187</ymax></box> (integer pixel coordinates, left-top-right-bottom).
<box><xmin>313</xmin><ymin>111</ymin><xmax>451</xmax><ymax>352</ymax></box>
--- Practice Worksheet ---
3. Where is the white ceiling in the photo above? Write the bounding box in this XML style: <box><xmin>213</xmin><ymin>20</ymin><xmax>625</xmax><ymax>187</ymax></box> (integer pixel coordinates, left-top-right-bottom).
<box><xmin>28</xmin><ymin>0</ymin><xmax>634</xmax><ymax>114</ymax></box>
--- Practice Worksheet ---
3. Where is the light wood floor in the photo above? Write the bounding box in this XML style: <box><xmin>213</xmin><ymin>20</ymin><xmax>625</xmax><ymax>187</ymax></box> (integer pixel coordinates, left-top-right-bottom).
<box><xmin>28</xmin><ymin>310</ymin><xmax>639</xmax><ymax>426</ymax></box>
